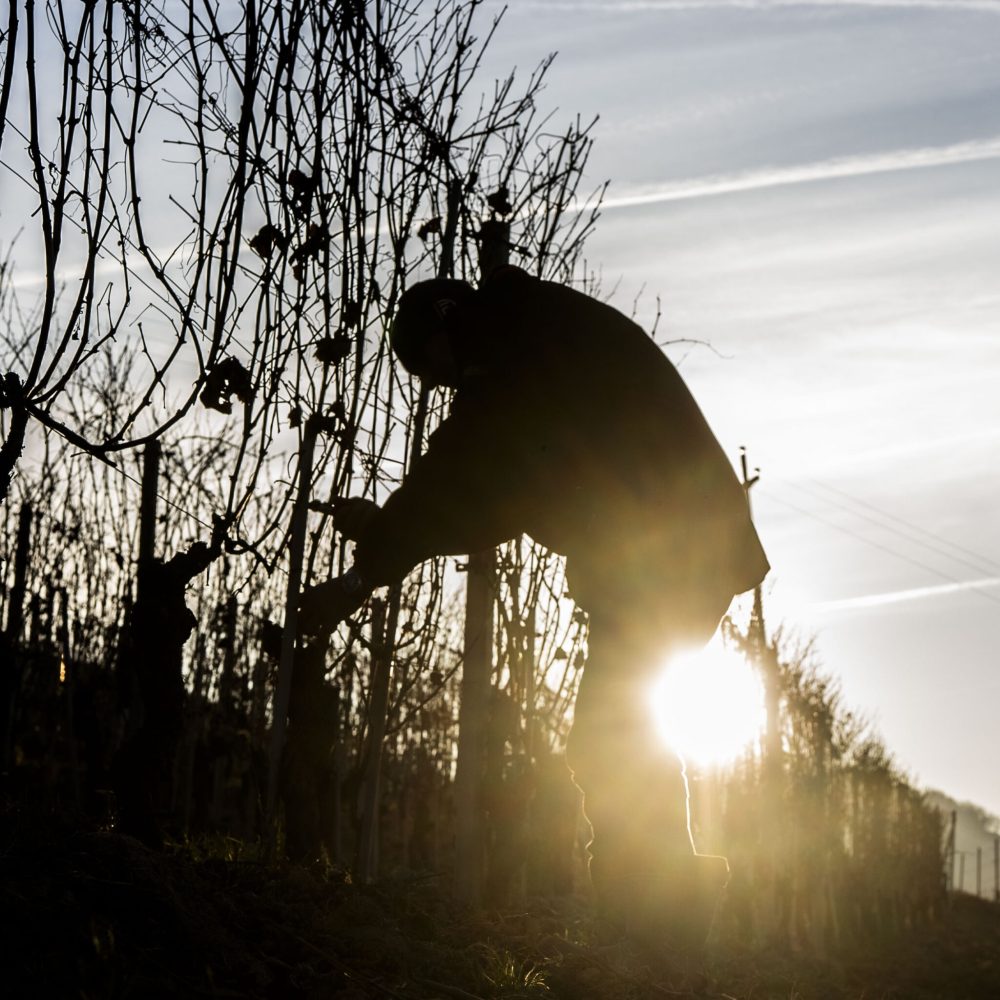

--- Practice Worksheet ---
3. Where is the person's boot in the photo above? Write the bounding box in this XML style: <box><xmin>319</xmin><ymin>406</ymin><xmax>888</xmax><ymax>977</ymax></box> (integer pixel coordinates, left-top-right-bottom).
<box><xmin>589</xmin><ymin>850</ymin><xmax>728</xmax><ymax>953</ymax></box>
<box><xmin>589</xmin><ymin>854</ymin><xmax>631</xmax><ymax>945</ymax></box>
<box><xmin>627</xmin><ymin>853</ymin><xmax>730</xmax><ymax>958</ymax></box>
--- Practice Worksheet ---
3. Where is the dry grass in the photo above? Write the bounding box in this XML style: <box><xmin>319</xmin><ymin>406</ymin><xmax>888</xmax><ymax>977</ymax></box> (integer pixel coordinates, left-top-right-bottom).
<box><xmin>2</xmin><ymin>808</ymin><xmax>998</xmax><ymax>1000</ymax></box>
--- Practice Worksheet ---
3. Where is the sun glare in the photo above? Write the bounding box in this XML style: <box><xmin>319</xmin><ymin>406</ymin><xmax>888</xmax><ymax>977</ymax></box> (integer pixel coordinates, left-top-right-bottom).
<box><xmin>651</xmin><ymin>641</ymin><xmax>766</xmax><ymax>768</ymax></box>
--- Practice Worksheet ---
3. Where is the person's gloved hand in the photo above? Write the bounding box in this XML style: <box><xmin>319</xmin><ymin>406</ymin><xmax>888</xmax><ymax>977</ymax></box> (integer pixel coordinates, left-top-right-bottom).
<box><xmin>332</xmin><ymin>497</ymin><xmax>380</xmax><ymax>542</ymax></box>
<box><xmin>298</xmin><ymin>569</ymin><xmax>367</xmax><ymax>636</ymax></box>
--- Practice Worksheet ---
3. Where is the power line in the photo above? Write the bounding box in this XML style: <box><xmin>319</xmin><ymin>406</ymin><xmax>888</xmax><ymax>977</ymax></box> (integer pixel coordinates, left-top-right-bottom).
<box><xmin>776</xmin><ymin>478</ymin><xmax>1000</xmax><ymax>580</ymax></box>
<box><xmin>760</xmin><ymin>490</ymin><xmax>1000</xmax><ymax>610</ymax></box>
<box><xmin>806</xmin><ymin>478</ymin><xmax>1000</xmax><ymax>575</ymax></box>
<box><xmin>12</xmin><ymin>447</ymin><xmax>216</xmax><ymax>535</ymax></box>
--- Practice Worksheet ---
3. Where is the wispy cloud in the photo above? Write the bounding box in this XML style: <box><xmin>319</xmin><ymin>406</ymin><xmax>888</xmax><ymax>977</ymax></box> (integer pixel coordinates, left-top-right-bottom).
<box><xmin>812</xmin><ymin>577</ymin><xmax>1000</xmax><ymax>614</ymax></box>
<box><xmin>524</xmin><ymin>1</ymin><xmax>1000</xmax><ymax>13</ymax></box>
<box><xmin>599</xmin><ymin>137</ymin><xmax>1000</xmax><ymax>209</ymax></box>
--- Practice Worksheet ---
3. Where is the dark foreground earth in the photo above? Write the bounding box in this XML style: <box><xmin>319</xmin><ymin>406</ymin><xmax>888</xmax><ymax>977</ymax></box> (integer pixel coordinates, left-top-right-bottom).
<box><xmin>2</xmin><ymin>812</ymin><xmax>998</xmax><ymax>1000</ymax></box>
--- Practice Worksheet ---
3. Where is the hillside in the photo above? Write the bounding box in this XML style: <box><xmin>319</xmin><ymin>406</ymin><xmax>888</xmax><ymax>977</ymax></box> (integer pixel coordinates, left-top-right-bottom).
<box><xmin>4</xmin><ymin>810</ymin><xmax>999</xmax><ymax>1000</ymax></box>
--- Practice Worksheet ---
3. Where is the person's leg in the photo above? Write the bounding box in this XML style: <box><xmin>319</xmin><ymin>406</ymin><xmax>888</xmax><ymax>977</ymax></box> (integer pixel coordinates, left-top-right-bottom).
<box><xmin>567</xmin><ymin>603</ymin><xmax>730</xmax><ymax>953</ymax></box>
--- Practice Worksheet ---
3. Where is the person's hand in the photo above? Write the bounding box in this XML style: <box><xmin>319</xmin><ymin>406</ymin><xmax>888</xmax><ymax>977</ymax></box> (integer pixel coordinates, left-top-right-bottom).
<box><xmin>332</xmin><ymin>497</ymin><xmax>380</xmax><ymax>542</ymax></box>
<box><xmin>298</xmin><ymin>569</ymin><xmax>366</xmax><ymax>636</ymax></box>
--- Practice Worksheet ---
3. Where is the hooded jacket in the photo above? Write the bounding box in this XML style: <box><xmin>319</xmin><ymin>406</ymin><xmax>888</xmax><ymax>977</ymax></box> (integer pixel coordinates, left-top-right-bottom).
<box><xmin>353</xmin><ymin>266</ymin><xmax>769</xmax><ymax>615</ymax></box>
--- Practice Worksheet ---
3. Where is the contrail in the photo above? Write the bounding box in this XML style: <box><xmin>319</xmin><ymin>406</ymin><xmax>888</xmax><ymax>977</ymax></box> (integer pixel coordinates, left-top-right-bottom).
<box><xmin>599</xmin><ymin>137</ymin><xmax>1000</xmax><ymax>209</ymax></box>
<box><xmin>812</xmin><ymin>576</ymin><xmax>1000</xmax><ymax>614</ymax></box>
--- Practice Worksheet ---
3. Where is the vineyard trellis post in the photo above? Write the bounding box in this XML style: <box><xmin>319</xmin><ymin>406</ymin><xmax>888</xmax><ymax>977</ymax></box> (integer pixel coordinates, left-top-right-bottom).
<box><xmin>357</xmin><ymin>597</ymin><xmax>389</xmax><ymax>881</ymax></box>
<box><xmin>740</xmin><ymin>446</ymin><xmax>792</xmax><ymax>945</ymax></box>
<box><xmin>354</xmin><ymin>179</ymin><xmax>463</xmax><ymax>881</ymax></box>
<box><xmin>994</xmin><ymin>833</ymin><xmax>998</xmax><ymax>902</ymax></box>
<box><xmin>137</xmin><ymin>442</ymin><xmax>161</xmax><ymax>597</ymax></box>
<box><xmin>740</xmin><ymin>446</ymin><xmax>780</xmax><ymax>767</ymax></box>
<box><xmin>4</xmin><ymin>502</ymin><xmax>32</xmax><ymax>643</ymax></box>
<box><xmin>453</xmin><ymin>217</ymin><xmax>509</xmax><ymax>906</ymax></box>
<box><xmin>266</xmin><ymin>419</ymin><xmax>321</xmax><ymax>842</ymax></box>
<box><xmin>1</xmin><ymin>502</ymin><xmax>32</xmax><ymax>773</ymax></box>
<box><xmin>947</xmin><ymin>809</ymin><xmax>957</xmax><ymax>891</ymax></box>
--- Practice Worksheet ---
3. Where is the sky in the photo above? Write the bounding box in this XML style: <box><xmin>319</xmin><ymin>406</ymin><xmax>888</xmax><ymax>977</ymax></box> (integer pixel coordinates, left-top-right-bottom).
<box><xmin>480</xmin><ymin>0</ymin><xmax>1000</xmax><ymax>816</ymax></box>
<box><xmin>2</xmin><ymin>1</ymin><xmax>996</xmax><ymax>816</ymax></box>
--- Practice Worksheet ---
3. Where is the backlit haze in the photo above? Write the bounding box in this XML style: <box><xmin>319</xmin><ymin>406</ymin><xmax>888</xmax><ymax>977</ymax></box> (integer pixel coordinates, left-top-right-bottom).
<box><xmin>652</xmin><ymin>641</ymin><xmax>767</xmax><ymax>767</ymax></box>
<box><xmin>482</xmin><ymin>1</ymin><xmax>1000</xmax><ymax>815</ymax></box>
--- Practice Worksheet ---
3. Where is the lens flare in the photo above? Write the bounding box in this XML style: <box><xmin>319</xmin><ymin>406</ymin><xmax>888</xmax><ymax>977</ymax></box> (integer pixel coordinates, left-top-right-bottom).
<box><xmin>650</xmin><ymin>641</ymin><xmax>766</xmax><ymax>767</ymax></box>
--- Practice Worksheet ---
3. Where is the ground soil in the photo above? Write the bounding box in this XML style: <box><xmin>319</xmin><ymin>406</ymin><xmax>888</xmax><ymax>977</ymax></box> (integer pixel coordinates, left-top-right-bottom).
<box><xmin>2</xmin><ymin>809</ymin><xmax>998</xmax><ymax>1000</ymax></box>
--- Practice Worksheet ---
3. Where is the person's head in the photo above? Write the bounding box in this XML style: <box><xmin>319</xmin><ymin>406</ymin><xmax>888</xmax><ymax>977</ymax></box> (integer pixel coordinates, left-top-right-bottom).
<box><xmin>389</xmin><ymin>278</ymin><xmax>475</xmax><ymax>388</ymax></box>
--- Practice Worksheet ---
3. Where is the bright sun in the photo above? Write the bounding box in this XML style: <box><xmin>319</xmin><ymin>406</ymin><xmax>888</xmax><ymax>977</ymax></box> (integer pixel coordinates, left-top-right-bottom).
<box><xmin>650</xmin><ymin>640</ymin><xmax>766</xmax><ymax>768</ymax></box>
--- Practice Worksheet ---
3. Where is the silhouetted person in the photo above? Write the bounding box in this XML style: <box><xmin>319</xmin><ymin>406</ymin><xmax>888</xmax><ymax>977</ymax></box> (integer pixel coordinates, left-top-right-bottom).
<box><xmin>300</xmin><ymin>266</ymin><xmax>769</xmax><ymax>951</ymax></box>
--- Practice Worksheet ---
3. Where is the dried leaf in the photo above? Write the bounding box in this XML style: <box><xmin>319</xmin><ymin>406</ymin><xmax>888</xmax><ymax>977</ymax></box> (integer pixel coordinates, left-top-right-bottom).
<box><xmin>342</xmin><ymin>299</ymin><xmax>362</xmax><ymax>328</ymax></box>
<box><xmin>291</xmin><ymin>223</ymin><xmax>330</xmax><ymax>266</ymax></box>
<box><xmin>249</xmin><ymin>224</ymin><xmax>288</xmax><ymax>259</ymax></box>
<box><xmin>314</xmin><ymin>334</ymin><xmax>352</xmax><ymax>366</ymax></box>
<box><xmin>200</xmin><ymin>357</ymin><xmax>254</xmax><ymax>414</ymax></box>
<box><xmin>417</xmin><ymin>217</ymin><xmax>442</xmax><ymax>243</ymax></box>
<box><xmin>486</xmin><ymin>185</ymin><xmax>513</xmax><ymax>218</ymax></box>
<box><xmin>287</xmin><ymin>168</ymin><xmax>316</xmax><ymax>218</ymax></box>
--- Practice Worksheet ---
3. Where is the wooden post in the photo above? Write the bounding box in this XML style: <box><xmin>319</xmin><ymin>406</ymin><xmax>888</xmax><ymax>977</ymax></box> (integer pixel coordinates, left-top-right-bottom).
<box><xmin>454</xmin><ymin>547</ymin><xmax>495</xmax><ymax>904</ymax></box>
<box><xmin>251</xmin><ymin>619</ymin><xmax>271</xmax><ymax>747</ymax></box>
<box><xmin>57</xmin><ymin>586</ymin><xmax>81</xmax><ymax>809</ymax></box>
<box><xmin>1</xmin><ymin>502</ymin><xmax>32</xmax><ymax>774</ymax></box>
<box><xmin>137</xmin><ymin>441</ymin><xmax>161</xmax><ymax>598</ymax></box>
<box><xmin>947</xmin><ymin>810</ymin><xmax>957</xmax><ymax>891</ymax></box>
<box><xmin>524</xmin><ymin>598</ymin><xmax>536</xmax><ymax>761</ymax></box>
<box><xmin>330</xmin><ymin>685</ymin><xmax>344</xmax><ymax>864</ymax></box>
<box><xmin>740</xmin><ymin>448</ymin><xmax>785</xmax><ymax>944</ymax></box>
<box><xmin>994</xmin><ymin>834</ymin><xmax>998</xmax><ymax>902</ymax></box>
<box><xmin>453</xmin><ymin>216</ymin><xmax>508</xmax><ymax>905</ymax></box>
<box><xmin>740</xmin><ymin>447</ymin><xmax>780</xmax><ymax>767</ymax></box>
<box><xmin>348</xmin><ymin>181</ymin><xmax>465</xmax><ymax>879</ymax></box>
<box><xmin>958</xmin><ymin>851</ymin><xmax>966</xmax><ymax>893</ymax></box>
<box><xmin>266</xmin><ymin>419</ymin><xmax>319</xmax><ymax>836</ymax></box>
<box><xmin>4</xmin><ymin>502</ymin><xmax>32</xmax><ymax>641</ymax></box>
<box><xmin>218</xmin><ymin>594</ymin><xmax>238</xmax><ymax>718</ymax></box>
<box><xmin>357</xmin><ymin>598</ymin><xmax>389</xmax><ymax>881</ymax></box>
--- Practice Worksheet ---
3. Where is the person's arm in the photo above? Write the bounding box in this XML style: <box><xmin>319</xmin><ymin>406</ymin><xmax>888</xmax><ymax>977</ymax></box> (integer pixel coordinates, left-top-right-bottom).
<box><xmin>298</xmin><ymin>379</ymin><xmax>529</xmax><ymax>635</ymax></box>
<box><xmin>353</xmin><ymin>382</ymin><xmax>525</xmax><ymax>587</ymax></box>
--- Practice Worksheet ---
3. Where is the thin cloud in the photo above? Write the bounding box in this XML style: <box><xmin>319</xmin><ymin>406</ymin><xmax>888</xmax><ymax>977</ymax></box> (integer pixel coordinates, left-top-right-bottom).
<box><xmin>522</xmin><ymin>1</ymin><xmax>1000</xmax><ymax>13</ymax></box>
<box><xmin>812</xmin><ymin>577</ymin><xmax>1000</xmax><ymax>614</ymax></box>
<box><xmin>599</xmin><ymin>137</ymin><xmax>1000</xmax><ymax>209</ymax></box>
